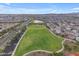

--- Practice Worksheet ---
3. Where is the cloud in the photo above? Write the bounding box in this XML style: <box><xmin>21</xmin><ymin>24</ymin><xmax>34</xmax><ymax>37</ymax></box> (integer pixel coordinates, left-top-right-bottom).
<box><xmin>72</xmin><ymin>7</ymin><xmax>79</xmax><ymax>10</ymax></box>
<box><xmin>1</xmin><ymin>4</ymin><xmax>79</xmax><ymax>14</ymax></box>
<box><xmin>68</xmin><ymin>7</ymin><xmax>79</xmax><ymax>13</ymax></box>
<box><xmin>0</xmin><ymin>4</ymin><xmax>57</xmax><ymax>14</ymax></box>
<box><xmin>0</xmin><ymin>5</ymin><xmax>10</xmax><ymax>11</ymax></box>
<box><xmin>5</xmin><ymin>3</ymin><xmax>11</xmax><ymax>5</ymax></box>
<box><xmin>48</xmin><ymin>9</ymin><xmax>57</xmax><ymax>13</ymax></box>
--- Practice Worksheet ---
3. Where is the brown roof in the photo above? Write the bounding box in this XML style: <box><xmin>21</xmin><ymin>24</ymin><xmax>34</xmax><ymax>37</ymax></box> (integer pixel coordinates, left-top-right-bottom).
<box><xmin>64</xmin><ymin>53</ymin><xmax>79</xmax><ymax>56</ymax></box>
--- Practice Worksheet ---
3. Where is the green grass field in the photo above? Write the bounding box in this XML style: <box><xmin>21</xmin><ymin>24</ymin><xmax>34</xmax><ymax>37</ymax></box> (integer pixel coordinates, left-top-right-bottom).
<box><xmin>15</xmin><ymin>24</ymin><xmax>63</xmax><ymax>56</ymax></box>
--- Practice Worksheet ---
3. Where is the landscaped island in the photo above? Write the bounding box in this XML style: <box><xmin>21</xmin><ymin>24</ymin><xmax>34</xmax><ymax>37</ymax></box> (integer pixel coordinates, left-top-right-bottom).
<box><xmin>14</xmin><ymin>24</ymin><xmax>63</xmax><ymax>56</ymax></box>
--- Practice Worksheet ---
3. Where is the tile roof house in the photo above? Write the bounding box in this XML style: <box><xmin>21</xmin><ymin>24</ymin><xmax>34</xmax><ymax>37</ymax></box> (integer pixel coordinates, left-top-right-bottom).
<box><xmin>64</xmin><ymin>53</ymin><xmax>79</xmax><ymax>56</ymax></box>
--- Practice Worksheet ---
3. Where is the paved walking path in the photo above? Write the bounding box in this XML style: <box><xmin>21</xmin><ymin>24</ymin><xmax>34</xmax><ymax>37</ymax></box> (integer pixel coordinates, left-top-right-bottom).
<box><xmin>12</xmin><ymin>27</ymin><xmax>27</xmax><ymax>56</ymax></box>
<box><xmin>56</xmin><ymin>38</ymin><xmax>76</xmax><ymax>53</ymax></box>
<box><xmin>23</xmin><ymin>50</ymin><xmax>53</xmax><ymax>56</ymax></box>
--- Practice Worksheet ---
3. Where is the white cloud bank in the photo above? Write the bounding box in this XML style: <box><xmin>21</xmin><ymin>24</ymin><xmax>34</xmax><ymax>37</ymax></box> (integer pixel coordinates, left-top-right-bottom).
<box><xmin>0</xmin><ymin>4</ymin><xmax>79</xmax><ymax>14</ymax></box>
<box><xmin>0</xmin><ymin>4</ymin><xmax>57</xmax><ymax>14</ymax></box>
<box><xmin>72</xmin><ymin>7</ymin><xmax>79</xmax><ymax>10</ymax></box>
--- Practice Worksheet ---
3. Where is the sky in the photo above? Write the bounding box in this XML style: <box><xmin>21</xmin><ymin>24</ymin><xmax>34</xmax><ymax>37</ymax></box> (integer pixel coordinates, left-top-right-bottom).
<box><xmin>0</xmin><ymin>3</ymin><xmax>79</xmax><ymax>14</ymax></box>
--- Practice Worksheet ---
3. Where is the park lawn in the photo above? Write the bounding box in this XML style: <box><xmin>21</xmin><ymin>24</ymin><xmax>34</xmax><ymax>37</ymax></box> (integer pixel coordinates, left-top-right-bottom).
<box><xmin>0</xmin><ymin>48</ymin><xmax>4</xmax><ymax>53</ymax></box>
<box><xmin>15</xmin><ymin>24</ymin><xmax>63</xmax><ymax>56</ymax></box>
